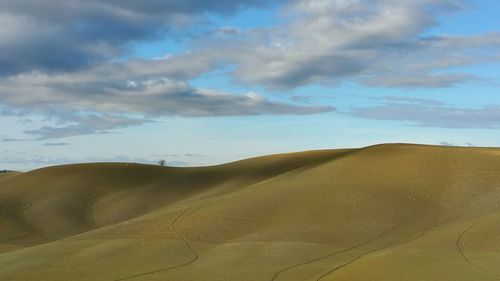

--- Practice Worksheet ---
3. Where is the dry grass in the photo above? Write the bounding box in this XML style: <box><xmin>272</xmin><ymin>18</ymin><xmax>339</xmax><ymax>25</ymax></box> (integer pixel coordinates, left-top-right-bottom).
<box><xmin>1</xmin><ymin>144</ymin><xmax>500</xmax><ymax>280</ymax></box>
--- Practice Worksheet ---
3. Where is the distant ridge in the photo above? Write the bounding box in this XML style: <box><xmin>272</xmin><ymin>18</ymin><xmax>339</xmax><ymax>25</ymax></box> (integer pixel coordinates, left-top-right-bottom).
<box><xmin>0</xmin><ymin>169</ymin><xmax>17</xmax><ymax>173</ymax></box>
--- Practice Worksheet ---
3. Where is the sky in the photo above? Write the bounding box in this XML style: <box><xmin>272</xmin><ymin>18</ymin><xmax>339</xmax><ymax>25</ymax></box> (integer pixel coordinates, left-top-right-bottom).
<box><xmin>1</xmin><ymin>0</ymin><xmax>499</xmax><ymax>171</ymax></box>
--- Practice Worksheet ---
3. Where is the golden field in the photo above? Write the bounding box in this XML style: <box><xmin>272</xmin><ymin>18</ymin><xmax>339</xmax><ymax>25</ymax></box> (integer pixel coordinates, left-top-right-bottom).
<box><xmin>1</xmin><ymin>143</ymin><xmax>500</xmax><ymax>281</ymax></box>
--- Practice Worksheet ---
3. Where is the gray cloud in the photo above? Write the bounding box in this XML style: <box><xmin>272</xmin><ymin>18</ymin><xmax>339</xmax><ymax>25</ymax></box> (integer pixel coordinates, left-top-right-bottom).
<box><xmin>0</xmin><ymin>30</ymin><xmax>334</xmax><ymax>139</ymax></box>
<box><xmin>0</xmin><ymin>0</ymin><xmax>271</xmax><ymax>76</ymax></box>
<box><xmin>439</xmin><ymin>141</ymin><xmax>475</xmax><ymax>147</ymax></box>
<box><xmin>4</xmin><ymin>0</ymin><xmax>497</xmax><ymax>88</ymax></box>
<box><xmin>362</xmin><ymin>73</ymin><xmax>480</xmax><ymax>88</ymax></box>
<box><xmin>22</xmin><ymin>114</ymin><xmax>150</xmax><ymax>139</ymax></box>
<box><xmin>439</xmin><ymin>141</ymin><xmax>455</xmax><ymax>146</ymax></box>
<box><xmin>0</xmin><ymin>60</ymin><xmax>332</xmax><ymax>139</ymax></box>
<box><xmin>0</xmin><ymin>155</ymin><xmax>73</xmax><ymax>167</ymax></box>
<box><xmin>377</xmin><ymin>96</ymin><xmax>446</xmax><ymax>106</ymax></box>
<box><xmin>0</xmin><ymin>66</ymin><xmax>332</xmax><ymax>117</ymax></box>
<box><xmin>349</xmin><ymin>101</ymin><xmax>500</xmax><ymax>129</ymax></box>
<box><xmin>1</xmin><ymin>0</ymin><xmax>499</xmax><ymax>141</ymax></box>
<box><xmin>43</xmin><ymin>143</ymin><xmax>70</xmax><ymax>146</ymax></box>
<box><xmin>214</xmin><ymin>27</ymin><xmax>242</xmax><ymax>36</ymax></box>
<box><xmin>226</xmin><ymin>0</ymin><xmax>500</xmax><ymax>89</ymax></box>
<box><xmin>1</xmin><ymin>137</ymin><xmax>29</xmax><ymax>142</ymax></box>
<box><xmin>151</xmin><ymin>153</ymin><xmax>204</xmax><ymax>158</ymax></box>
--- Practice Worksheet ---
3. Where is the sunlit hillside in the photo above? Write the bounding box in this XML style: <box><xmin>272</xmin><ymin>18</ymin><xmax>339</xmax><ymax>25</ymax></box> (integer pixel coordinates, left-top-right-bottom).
<box><xmin>1</xmin><ymin>144</ymin><xmax>500</xmax><ymax>281</ymax></box>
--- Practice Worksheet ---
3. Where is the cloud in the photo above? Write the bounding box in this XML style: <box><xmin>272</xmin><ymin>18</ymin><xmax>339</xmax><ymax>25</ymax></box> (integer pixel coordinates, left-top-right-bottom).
<box><xmin>378</xmin><ymin>96</ymin><xmax>446</xmax><ymax>106</ymax></box>
<box><xmin>4</xmin><ymin>0</ymin><xmax>498</xmax><ymax>88</ymax></box>
<box><xmin>439</xmin><ymin>141</ymin><xmax>456</xmax><ymax>146</ymax></box>
<box><xmin>16</xmin><ymin>118</ymin><xmax>34</xmax><ymax>125</ymax></box>
<box><xmin>1</xmin><ymin>110</ymin><xmax>151</xmax><ymax>141</ymax></box>
<box><xmin>348</xmin><ymin>100</ymin><xmax>500</xmax><ymax>129</ymax></box>
<box><xmin>0</xmin><ymin>66</ymin><xmax>332</xmax><ymax>122</ymax></box>
<box><xmin>43</xmin><ymin>143</ymin><xmax>70</xmax><ymax>146</ymax></box>
<box><xmin>226</xmin><ymin>0</ymin><xmax>500</xmax><ymax>89</ymax></box>
<box><xmin>22</xmin><ymin>114</ymin><xmax>150</xmax><ymax>139</ymax></box>
<box><xmin>1</xmin><ymin>0</ymin><xmax>498</xmax><ymax>141</ymax></box>
<box><xmin>214</xmin><ymin>27</ymin><xmax>242</xmax><ymax>36</ymax></box>
<box><xmin>439</xmin><ymin>141</ymin><xmax>475</xmax><ymax>147</ymax></box>
<box><xmin>362</xmin><ymin>73</ymin><xmax>479</xmax><ymax>88</ymax></box>
<box><xmin>0</xmin><ymin>0</ymin><xmax>270</xmax><ymax>76</ymax></box>
<box><xmin>0</xmin><ymin>155</ymin><xmax>73</xmax><ymax>166</ymax></box>
<box><xmin>0</xmin><ymin>59</ymin><xmax>332</xmax><ymax>138</ymax></box>
<box><xmin>1</xmin><ymin>137</ymin><xmax>29</xmax><ymax>142</ymax></box>
<box><xmin>151</xmin><ymin>153</ymin><xmax>204</xmax><ymax>158</ymax></box>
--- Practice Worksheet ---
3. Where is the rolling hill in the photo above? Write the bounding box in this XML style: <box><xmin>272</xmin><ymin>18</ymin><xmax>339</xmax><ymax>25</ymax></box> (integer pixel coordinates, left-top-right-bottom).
<box><xmin>1</xmin><ymin>143</ymin><xmax>500</xmax><ymax>281</ymax></box>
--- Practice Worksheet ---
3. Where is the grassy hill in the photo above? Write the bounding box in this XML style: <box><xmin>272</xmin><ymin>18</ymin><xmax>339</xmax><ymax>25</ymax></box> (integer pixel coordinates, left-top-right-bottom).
<box><xmin>1</xmin><ymin>143</ymin><xmax>500</xmax><ymax>281</ymax></box>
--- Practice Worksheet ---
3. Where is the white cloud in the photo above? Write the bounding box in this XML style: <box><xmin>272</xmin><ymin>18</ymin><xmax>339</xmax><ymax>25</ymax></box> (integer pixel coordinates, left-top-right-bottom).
<box><xmin>0</xmin><ymin>0</ymin><xmax>499</xmax><ymax>139</ymax></box>
<box><xmin>226</xmin><ymin>0</ymin><xmax>500</xmax><ymax>88</ymax></box>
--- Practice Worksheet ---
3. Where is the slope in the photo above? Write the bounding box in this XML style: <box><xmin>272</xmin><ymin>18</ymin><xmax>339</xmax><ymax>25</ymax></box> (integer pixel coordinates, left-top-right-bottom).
<box><xmin>0</xmin><ymin>144</ymin><xmax>500</xmax><ymax>281</ymax></box>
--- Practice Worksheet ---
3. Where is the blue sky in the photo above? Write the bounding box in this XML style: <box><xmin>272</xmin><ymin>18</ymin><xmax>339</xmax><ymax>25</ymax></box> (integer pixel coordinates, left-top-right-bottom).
<box><xmin>1</xmin><ymin>0</ymin><xmax>499</xmax><ymax>170</ymax></box>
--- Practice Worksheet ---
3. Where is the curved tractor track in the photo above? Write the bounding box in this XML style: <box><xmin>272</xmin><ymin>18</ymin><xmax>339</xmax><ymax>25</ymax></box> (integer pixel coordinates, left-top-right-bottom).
<box><xmin>112</xmin><ymin>206</ymin><xmax>199</xmax><ymax>281</ymax></box>
<box><xmin>315</xmin><ymin>179</ymin><xmax>492</xmax><ymax>281</ymax></box>
<box><xmin>270</xmin><ymin>185</ymin><xmax>420</xmax><ymax>281</ymax></box>
<box><xmin>455</xmin><ymin>215</ymin><xmax>500</xmax><ymax>279</ymax></box>
<box><xmin>114</xmin><ymin>159</ymin><xmax>337</xmax><ymax>281</ymax></box>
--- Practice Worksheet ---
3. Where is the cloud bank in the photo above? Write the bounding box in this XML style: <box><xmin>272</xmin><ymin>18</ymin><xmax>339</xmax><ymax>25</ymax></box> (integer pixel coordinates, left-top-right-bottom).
<box><xmin>349</xmin><ymin>100</ymin><xmax>500</xmax><ymax>129</ymax></box>
<box><xmin>1</xmin><ymin>0</ymin><xmax>499</xmax><ymax>138</ymax></box>
<box><xmin>0</xmin><ymin>0</ymin><xmax>270</xmax><ymax>75</ymax></box>
<box><xmin>229</xmin><ymin>0</ymin><xmax>500</xmax><ymax>89</ymax></box>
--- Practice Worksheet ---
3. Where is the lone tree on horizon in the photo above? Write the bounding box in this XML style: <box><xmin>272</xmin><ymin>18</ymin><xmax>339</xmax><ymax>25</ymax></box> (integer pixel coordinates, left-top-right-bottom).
<box><xmin>158</xmin><ymin>160</ymin><xmax>166</xmax><ymax>167</ymax></box>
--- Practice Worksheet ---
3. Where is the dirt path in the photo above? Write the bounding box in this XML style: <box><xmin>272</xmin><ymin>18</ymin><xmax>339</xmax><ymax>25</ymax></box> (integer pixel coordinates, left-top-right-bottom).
<box><xmin>315</xmin><ymin>179</ymin><xmax>493</xmax><ymax>281</ymax></box>
<box><xmin>314</xmin><ymin>200</ymin><xmax>416</xmax><ymax>281</ymax></box>
<box><xmin>455</xmin><ymin>216</ymin><xmax>500</xmax><ymax>279</ymax></box>
<box><xmin>112</xmin><ymin>206</ymin><xmax>199</xmax><ymax>281</ymax></box>
<box><xmin>455</xmin><ymin>220</ymin><xmax>480</xmax><ymax>265</ymax></box>
<box><xmin>270</xmin><ymin>185</ymin><xmax>420</xmax><ymax>281</ymax></box>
